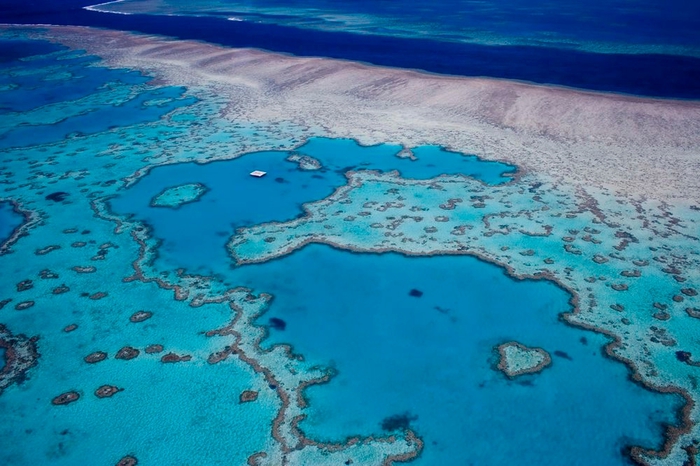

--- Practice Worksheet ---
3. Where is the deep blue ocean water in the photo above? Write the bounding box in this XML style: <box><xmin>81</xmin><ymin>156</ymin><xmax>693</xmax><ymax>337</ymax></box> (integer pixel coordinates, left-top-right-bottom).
<box><xmin>111</xmin><ymin>137</ymin><xmax>515</xmax><ymax>278</ymax></box>
<box><xmin>227</xmin><ymin>243</ymin><xmax>681</xmax><ymax>465</ymax></box>
<box><xmin>2</xmin><ymin>0</ymin><xmax>700</xmax><ymax>98</ymax></box>
<box><xmin>123</xmin><ymin>0</ymin><xmax>700</xmax><ymax>56</ymax></box>
<box><xmin>0</xmin><ymin>38</ymin><xmax>59</xmax><ymax>63</ymax></box>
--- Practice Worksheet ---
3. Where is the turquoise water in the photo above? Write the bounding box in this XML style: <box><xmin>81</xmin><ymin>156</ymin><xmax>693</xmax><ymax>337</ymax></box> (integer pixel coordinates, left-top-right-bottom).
<box><xmin>0</xmin><ymin>37</ymin><xmax>194</xmax><ymax>152</ymax></box>
<box><xmin>224</xmin><ymin>244</ymin><xmax>681</xmax><ymax>465</ymax></box>
<box><xmin>0</xmin><ymin>37</ymin><xmax>280</xmax><ymax>465</ymax></box>
<box><xmin>0</xmin><ymin>30</ymin><xmax>694</xmax><ymax>466</ymax></box>
<box><xmin>296</xmin><ymin>138</ymin><xmax>516</xmax><ymax>182</ymax></box>
<box><xmin>0</xmin><ymin>198</ymin><xmax>280</xmax><ymax>464</ymax></box>
<box><xmin>0</xmin><ymin>340</ymin><xmax>277</xmax><ymax>464</ymax></box>
<box><xmin>0</xmin><ymin>201</ymin><xmax>23</xmax><ymax>244</ymax></box>
<box><xmin>0</xmin><ymin>86</ymin><xmax>195</xmax><ymax>149</ymax></box>
<box><xmin>111</xmin><ymin>120</ymin><xmax>683</xmax><ymax>462</ymax></box>
<box><xmin>0</xmin><ymin>39</ymin><xmax>149</xmax><ymax>114</ymax></box>
<box><xmin>111</xmin><ymin>137</ymin><xmax>515</xmax><ymax>278</ymax></box>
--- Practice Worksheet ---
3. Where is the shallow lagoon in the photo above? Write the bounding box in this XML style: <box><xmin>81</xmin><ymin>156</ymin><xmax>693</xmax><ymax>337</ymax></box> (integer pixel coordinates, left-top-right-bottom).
<box><xmin>0</xmin><ymin>39</ymin><xmax>149</xmax><ymax>114</ymax></box>
<box><xmin>0</xmin><ymin>37</ymin><xmax>280</xmax><ymax>465</ymax></box>
<box><xmin>0</xmin><ymin>29</ymin><xmax>693</xmax><ymax>466</ymax></box>
<box><xmin>0</xmin><ymin>86</ymin><xmax>194</xmax><ymax>150</ymax></box>
<box><xmin>113</xmin><ymin>129</ymin><xmax>682</xmax><ymax>462</ymax></box>
<box><xmin>0</xmin><ymin>201</ymin><xmax>23</xmax><ymax>244</ymax></box>
<box><xmin>0</xmin><ymin>207</ymin><xmax>281</xmax><ymax>465</ymax></box>
<box><xmin>111</xmin><ymin>137</ymin><xmax>515</xmax><ymax>278</ymax></box>
<box><xmin>231</xmin><ymin>243</ymin><xmax>681</xmax><ymax>465</ymax></box>
<box><xmin>0</xmin><ymin>352</ymin><xmax>279</xmax><ymax>465</ymax></box>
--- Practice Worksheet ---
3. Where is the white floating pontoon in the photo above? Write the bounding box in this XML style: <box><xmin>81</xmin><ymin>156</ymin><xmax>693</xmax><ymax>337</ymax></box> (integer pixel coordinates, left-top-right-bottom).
<box><xmin>250</xmin><ymin>170</ymin><xmax>267</xmax><ymax>177</ymax></box>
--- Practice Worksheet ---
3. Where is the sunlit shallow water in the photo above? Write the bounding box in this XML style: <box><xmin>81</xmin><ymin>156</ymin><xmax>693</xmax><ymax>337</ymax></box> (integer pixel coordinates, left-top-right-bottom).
<box><xmin>225</xmin><ymin>243</ymin><xmax>681</xmax><ymax>465</ymax></box>
<box><xmin>0</xmin><ymin>29</ymin><xmax>693</xmax><ymax>466</ymax></box>
<box><xmin>0</xmin><ymin>201</ymin><xmax>23</xmax><ymax>244</ymax></box>
<box><xmin>111</xmin><ymin>137</ymin><xmax>515</xmax><ymax>278</ymax></box>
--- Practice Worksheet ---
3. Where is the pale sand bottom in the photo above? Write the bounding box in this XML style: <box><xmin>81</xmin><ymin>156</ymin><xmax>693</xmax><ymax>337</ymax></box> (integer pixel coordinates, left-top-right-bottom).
<box><xmin>11</xmin><ymin>24</ymin><xmax>699</xmax><ymax>204</ymax></box>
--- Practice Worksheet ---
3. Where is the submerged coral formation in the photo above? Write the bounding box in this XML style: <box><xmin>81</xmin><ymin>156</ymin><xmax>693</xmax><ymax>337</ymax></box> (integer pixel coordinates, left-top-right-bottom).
<box><xmin>0</xmin><ymin>324</ymin><xmax>39</xmax><ymax>395</ymax></box>
<box><xmin>496</xmin><ymin>341</ymin><xmax>552</xmax><ymax>378</ymax></box>
<box><xmin>150</xmin><ymin>182</ymin><xmax>209</xmax><ymax>209</ymax></box>
<box><xmin>0</xmin><ymin>23</ymin><xmax>698</xmax><ymax>466</ymax></box>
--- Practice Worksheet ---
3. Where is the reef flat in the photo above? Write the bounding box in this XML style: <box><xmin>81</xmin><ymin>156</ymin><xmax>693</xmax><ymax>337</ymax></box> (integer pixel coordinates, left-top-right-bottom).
<box><xmin>213</xmin><ymin>245</ymin><xmax>679</xmax><ymax>465</ymax></box>
<box><xmin>225</xmin><ymin>168</ymin><xmax>700</xmax><ymax>464</ymax></box>
<box><xmin>37</xmin><ymin>26</ymin><xmax>700</xmax><ymax>203</ymax></box>
<box><xmin>0</xmin><ymin>26</ymin><xmax>421</xmax><ymax>465</ymax></box>
<box><xmin>496</xmin><ymin>341</ymin><xmax>552</xmax><ymax>378</ymax></box>
<box><xmin>108</xmin><ymin>138</ymin><xmax>515</xmax><ymax>279</ymax></box>
<box><xmin>0</xmin><ymin>23</ymin><xmax>699</xmax><ymax>466</ymax></box>
<box><xmin>150</xmin><ymin>182</ymin><xmax>208</xmax><ymax>209</ymax></box>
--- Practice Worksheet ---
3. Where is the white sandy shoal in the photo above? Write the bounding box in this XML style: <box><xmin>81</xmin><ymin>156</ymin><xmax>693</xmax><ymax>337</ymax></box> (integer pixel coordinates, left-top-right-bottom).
<box><xmin>10</xmin><ymin>24</ymin><xmax>700</xmax><ymax>203</ymax></box>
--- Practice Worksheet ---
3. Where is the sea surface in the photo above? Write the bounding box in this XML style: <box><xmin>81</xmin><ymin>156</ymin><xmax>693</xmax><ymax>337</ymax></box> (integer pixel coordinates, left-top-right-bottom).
<box><xmin>110</xmin><ymin>138</ymin><xmax>516</xmax><ymax>278</ymax></box>
<box><xmin>0</xmin><ymin>35</ymin><xmax>282</xmax><ymax>465</ymax></box>
<box><xmin>0</xmin><ymin>201</ymin><xmax>23</xmax><ymax>243</ymax></box>
<box><xmin>231</xmin><ymin>244</ymin><xmax>680</xmax><ymax>465</ymax></box>
<box><xmin>1</xmin><ymin>0</ymin><xmax>700</xmax><ymax>98</ymax></box>
<box><xmin>0</xmin><ymin>1</ymin><xmax>699</xmax><ymax>465</ymax></box>
<box><xmin>107</xmin><ymin>107</ymin><xmax>682</xmax><ymax>464</ymax></box>
<box><xmin>100</xmin><ymin>0</ymin><xmax>700</xmax><ymax>57</ymax></box>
